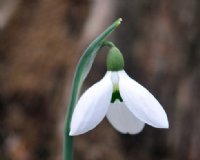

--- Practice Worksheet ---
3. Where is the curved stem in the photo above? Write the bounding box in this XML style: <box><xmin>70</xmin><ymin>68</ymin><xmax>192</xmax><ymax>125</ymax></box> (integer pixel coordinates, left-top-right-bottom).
<box><xmin>63</xmin><ymin>18</ymin><xmax>122</xmax><ymax>160</ymax></box>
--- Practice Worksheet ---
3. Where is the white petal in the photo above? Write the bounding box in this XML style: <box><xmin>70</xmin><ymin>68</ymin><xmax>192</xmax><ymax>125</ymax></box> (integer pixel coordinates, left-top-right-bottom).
<box><xmin>69</xmin><ymin>72</ymin><xmax>113</xmax><ymax>136</ymax></box>
<box><xmin>118</xmin><ymin>70</ymin><xmax>169</xmax><ymax>128</ymax></box>
<box><xmin>106</xmin><ymin>101</ymin><xmax>145</xmax><ymax>134</ymax></box>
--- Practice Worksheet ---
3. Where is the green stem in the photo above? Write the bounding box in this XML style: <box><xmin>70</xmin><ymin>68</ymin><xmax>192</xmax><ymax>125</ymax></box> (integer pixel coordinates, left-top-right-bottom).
<box><xmin>63</xmin><ymin>18</ymin><xmax>122</xmax><ymax>160</ymax></box>
<box><xmin>63</xmin><ymin>133</ymin><xmax>73</xmax><ymax>160</ymax></box>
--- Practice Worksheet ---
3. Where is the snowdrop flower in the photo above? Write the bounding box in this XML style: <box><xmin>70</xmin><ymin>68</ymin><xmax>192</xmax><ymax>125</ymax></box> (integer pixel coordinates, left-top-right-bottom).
<box><xmin>70</xmin><ymin>47</ymin><xmax>169</xmax><ymax>136</ymax></box>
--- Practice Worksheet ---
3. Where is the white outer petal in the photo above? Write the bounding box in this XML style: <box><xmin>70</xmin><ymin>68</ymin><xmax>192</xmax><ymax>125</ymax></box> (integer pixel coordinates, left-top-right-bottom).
<box><xmin>106</xmin><ymin>101</ymin><xmax>145</xmax><ymax>134</ymax></box>
<box><xmin>69</xmin><ymin>72</ymin><xmax>113</xmax><ymax>136</ymax></box>
<box><xmin>118</xmin><ymin>70</ymin><xmax>169</xmax><ymax>128</ymax></box>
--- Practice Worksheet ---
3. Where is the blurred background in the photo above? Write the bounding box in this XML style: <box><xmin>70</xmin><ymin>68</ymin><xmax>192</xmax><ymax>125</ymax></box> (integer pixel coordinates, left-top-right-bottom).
<box><xmin>0</xmin><ymin>0</ymin><xmax>200</xmax><ymax>160</ymax></box>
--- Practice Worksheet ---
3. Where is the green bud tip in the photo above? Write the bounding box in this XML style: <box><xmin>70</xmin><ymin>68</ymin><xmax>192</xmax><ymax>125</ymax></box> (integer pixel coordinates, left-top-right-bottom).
<box><xmin>115</xmin><ymin>18</ymin><xmax>122</xmax><ymax>27</ymax></box>
<box><xmin>106</xmin><ymin>46</ymin><xmax>124</xmax><ymax>71</ymax></box>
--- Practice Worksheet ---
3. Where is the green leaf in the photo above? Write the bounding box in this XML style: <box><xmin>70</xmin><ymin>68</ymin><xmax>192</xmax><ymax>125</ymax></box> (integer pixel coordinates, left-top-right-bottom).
<box><xmin>64</xmin><ymin>18</ymin><xmax>122</xmax><ymax>160</ymax></box>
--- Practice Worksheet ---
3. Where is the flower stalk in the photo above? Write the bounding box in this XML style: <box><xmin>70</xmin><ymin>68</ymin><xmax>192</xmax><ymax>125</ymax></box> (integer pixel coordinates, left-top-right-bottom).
<box><xmin>63</xmin><ymin>18</ymin><xmax>122</xmax><ymax>160</ymax></box>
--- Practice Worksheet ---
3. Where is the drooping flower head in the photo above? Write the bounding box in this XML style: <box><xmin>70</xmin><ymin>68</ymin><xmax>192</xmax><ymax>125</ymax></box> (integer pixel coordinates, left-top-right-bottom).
<box><xmin>69</xmin><ymin>46</ymin><xmax>169</xmax><ymax>136</ymax></box>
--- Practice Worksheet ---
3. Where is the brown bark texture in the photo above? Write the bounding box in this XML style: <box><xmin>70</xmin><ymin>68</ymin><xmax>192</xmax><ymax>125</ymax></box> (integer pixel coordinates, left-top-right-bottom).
<box><xmin>0</xmin><ymin>0</ymin><xmax>199</xmax><ymax>160</ymax></box>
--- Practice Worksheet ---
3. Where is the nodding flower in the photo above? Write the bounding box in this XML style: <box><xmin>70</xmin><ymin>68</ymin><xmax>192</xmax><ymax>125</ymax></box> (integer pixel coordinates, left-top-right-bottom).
<box><xmin>69</xmin><ymin>47</ymin><xmax>169</xmax><ymax>136</ymax></box>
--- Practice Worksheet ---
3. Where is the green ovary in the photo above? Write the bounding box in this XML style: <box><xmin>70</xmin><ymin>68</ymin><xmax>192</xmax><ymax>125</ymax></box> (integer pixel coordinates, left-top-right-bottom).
<box><xmin>106</xmin><ymin>47</ymin><xmax>124</xmax><ymax>71</ymax></box>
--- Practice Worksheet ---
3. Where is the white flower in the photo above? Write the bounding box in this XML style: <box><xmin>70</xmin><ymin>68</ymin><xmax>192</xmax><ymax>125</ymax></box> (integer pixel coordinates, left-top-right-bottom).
<box><xmin>69</xmin><ymin>70</ymin><xmax>169</xmax><ymax>136</ymax></box>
